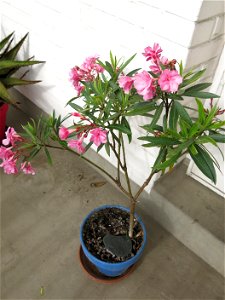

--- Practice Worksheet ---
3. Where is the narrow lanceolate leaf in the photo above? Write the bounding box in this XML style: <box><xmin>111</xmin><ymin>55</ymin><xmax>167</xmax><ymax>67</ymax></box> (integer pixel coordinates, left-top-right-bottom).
<box><xmin>1</xmin><ymin>77</ymin><xmax>41</xmax><ymax>88</ymax></box>
<box><xmin>149</xmin><ymin>102</ymin><xmax>164</xmax><ymax>130</ymax></box>
<box><xmin>152</xmin><ymin>147</ymin><xmax>167</xmax><ymax>171</ymax></box>
<box><xmin>0</xmin><ymin>32</ymin><xmax>14</xmax><ymax>51</ymax></box>
<box><xmin>174</xmin><ymin>101</ymin><xmax>193</xmax><ymax>126</ymax></box>
<box><xmin>125</xmin><ymin>101</ymin><xmax>156</xmax><ymax>116</ymax></box>
<box><xmin>121</xmin><ymin>116</ymin><xmax>132</xmax><ymax>143</ymax></box>
<box><xmin>180</xmin><ymin>69</ymin><xmax>206</xmax><ymax>88</ymax></box>
<box><xmin>105</xmin><ymin>142</ymin><xmax>111</xmax><ymax>156</ymax></box>
<box><xmin>195</xmin><ymin>135</ymin><xmax>217</xmax><ymax>146</ymax></box>
<box><xmin>195</xmin><ymin>98</ymin><xmax>206</xmax><ymax>124</ymax></box>
<box><xmin>1</xmin><ymin>32</ymin><xmax>28</xmax><ymax>60</ymax></box>
<box><xmin>44</xmin><ymin>147</ymin><xmax>52</xmax><ymax>165</ymax></box>
<box><xmin>138</xmin><ymin>136</ymin><xmax>181</xmax><ymax>146</ymax></box>
<box><xmin>183</xmin><ymin>90</ymin><xmax>219</xmax><ymax>99</ymax></box>
<box><xmin>184</xmin><ymin>83</ymin><xmax>212</xmax><ymax>93</ymax></box>
<box><xmin>0</xmin><ymin>60</ymin><xmax>44</xmax><ymax>72</ymax></box>
<box><xmin>0</xmin><ymin>81</ymin><xmax>11</xmax><ymax>103</ymax></box>
<box><xmin>169</xmin><ymin>101</ymin><xmax>179</xmax><ymax>131</ymax></box>
<box><xmin>155</xmin><ymin>151</ymin><xmax>182</xmax><ymax>171</ymax></box>
<box><xmin>179</xmin><ymin>61</ymin><xmax>183</xmax><ymax>76</ymax></box>
<box><xmin>108</xmin><ymin>124</ymin><xmax>131</xmax><ymax>135</ymax></box>
<box><xmin>85</xmin><ymin>141</ymin><xmax>93</xmax><ymax>152</ymax></box>
<box><xmin>208</xmin><ymin>133</ymin><xmax>225</xmax><ymax>143</ymax></box>
<box><xmin>189</xmin><ymin>144</ymin><xmax>217</xmax><ymax>183</ymax></box>
<box><xmin>118</xmin><ymin>54</ymin><xmax>136</xmax><ymax>75</ymax></box>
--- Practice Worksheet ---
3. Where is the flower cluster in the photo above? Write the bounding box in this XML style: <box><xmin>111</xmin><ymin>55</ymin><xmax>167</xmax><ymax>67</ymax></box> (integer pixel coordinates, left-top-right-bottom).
<box><xmin>70</xmin><ymin>55</ymin><xmax>104</xmax><ymax>96</ymax></box>
<box><xmin>118</xmin><ymin>43</ymin><xmax>182</xmax><ymax>100</ymax></box>
<box><xmin>0</xmin><ymin>127</ymin><xmax>35</xmax><ymax>175</ymax></box>
<box><xmin>58</xmin><ymin>113</ymin><xmax>108</xmax><ymax>154</ymax></box>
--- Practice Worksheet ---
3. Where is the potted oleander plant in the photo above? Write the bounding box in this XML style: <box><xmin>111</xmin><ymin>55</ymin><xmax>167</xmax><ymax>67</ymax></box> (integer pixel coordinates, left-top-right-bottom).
<box><xmin>0</xmin><ymin>32</ymin><xmax>43</xmax><ymax>142</ymax></box>
<box><xmin>0</xmin><ymin>43</ymin><xmax>224</xmax><ymax>278</ymax></box>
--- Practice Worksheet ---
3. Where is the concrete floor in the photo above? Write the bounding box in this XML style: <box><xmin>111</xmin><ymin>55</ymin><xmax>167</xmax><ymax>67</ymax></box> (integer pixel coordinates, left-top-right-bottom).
<box><xmin>1</xmin><ymin>148</ymin><xmax>224</xmax><ymax>300</ymax></box>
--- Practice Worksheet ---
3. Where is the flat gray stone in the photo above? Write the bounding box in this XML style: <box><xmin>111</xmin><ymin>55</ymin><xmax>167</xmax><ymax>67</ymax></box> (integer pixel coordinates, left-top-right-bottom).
<box><xmin>103</xmin><ymin>234</ymin><xmax>132</xmax><ymax>257</ymax></box>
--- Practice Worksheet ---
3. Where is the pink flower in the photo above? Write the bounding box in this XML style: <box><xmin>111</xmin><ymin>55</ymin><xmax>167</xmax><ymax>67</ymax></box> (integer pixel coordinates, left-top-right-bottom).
<box><xmin>0</xmin><ymin>146</ymin><xmax>14</xmax><ymax>160</ymax></box>
<box><xmin>90</xmin><ymin>128</ymin><xmax>108</xmax><ymax>147</ymax></box>
<box><xmin>134</xmin><ymin>71</ymin><xmax>156</xmax><ymax>101</ymax></box>
<box><xmin>158</xmin><ymin>69</ymin><xmax>183</xmax><ymax>93</ymax></box>
<box><xmin>81</xmin><ymin>56</ymin><xmax>104</xmax><ymax>73</ymax></box>
<box><xmin>0</xmin><ymin>157</ymin><xmax>18</xmax><ymax>174</ymax></box>
<box><xmin>2</xmin><ymin>127</ymin><xmax>22</xmax><ymax>146</ymax></box>
<box><xmin>149</xmin><ymin>56</ymin><xmax>169</xmax><ymax>74</ymax></box>
<box><xmin>118</xmin><ymin>76</ymin><xmax>134</xmax><ymax>94</ymax></box>
<box><xmin>20</xmin><ymin>162</ymin><xmax>35</xmax><ymax>175</ymax></box>
<box><xmin>150</xmin><ymin>62</ymin><xmax>161</xmax><ymax>74</ymax></box>
<box><xmin>143</xmin><ymin>43</ymin><xmax>163</xmax><ymax>62</ymax></box>
<box><xmin>59</xmin><ymin>127</ymin><xmax>75</xmax><ymax>140</ymax></box>
<box><xmin>71</xmin><ymin>112</ymin><xmax>82</xmax><ymax>117</ymax></box>
<box><xmin>68</xmin><ymin>139</ymin><xmax>85</xmax><ymax>154</ymax></box>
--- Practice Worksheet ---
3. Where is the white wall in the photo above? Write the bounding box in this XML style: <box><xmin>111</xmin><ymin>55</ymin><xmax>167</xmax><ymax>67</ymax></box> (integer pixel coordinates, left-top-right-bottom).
<box><xmin>1</xmin><ymin>0</ymin><xmax>224</xmax><ymax>191</ymax></box>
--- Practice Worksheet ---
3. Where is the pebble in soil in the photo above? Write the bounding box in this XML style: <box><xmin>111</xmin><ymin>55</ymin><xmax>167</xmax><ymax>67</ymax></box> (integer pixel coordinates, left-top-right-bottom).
<box><xmin>82</xmin><ymin>207</ymin><xmax>144</xmax><ymax>263</ymax></box>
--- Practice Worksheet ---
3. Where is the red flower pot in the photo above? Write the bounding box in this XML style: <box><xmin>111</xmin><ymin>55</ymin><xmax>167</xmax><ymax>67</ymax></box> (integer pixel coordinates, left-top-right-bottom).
<box><xmin>0</xmin><ymin>103</ymin><xmax>9</xmax><ymax>143</ymax></box>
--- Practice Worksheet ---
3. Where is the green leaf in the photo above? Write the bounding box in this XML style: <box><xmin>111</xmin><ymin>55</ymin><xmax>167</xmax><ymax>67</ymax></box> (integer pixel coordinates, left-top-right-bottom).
<box><xmin>118</xmin><ymin>54</ymin><xmax>136</xmax><ymax>75</ymax></box>
<box><xmin>0</xmin><ymin>81</ymin><xmax>11</xmax><ymax>103</ymax></box>
<box><xmin>195</xmin><ymin>98</ymin><xmax>206</xmax><ymax>124</ymax></box>
<box><xmin>208</xmin><ymin>133</ymin><xmax>225</xmax><ymax>143</ymax></box>
<box><xmin>0</xmin><ymin>60</ymin><xmax>44</xmax><ymax>74</ymax></box>
<box><xmin>44</xmin><ymin>147</ymin><xmax>52</xmax><ymax>165</ymax></box>
<box><xmin>155</xmin><ymin>151</ymin><xmax>182</xmax><ymax>171</ymax></box>
<box><xmin>97</xmin><ymin>143</ymin><xmax>104</xmax><ymax>152</ymax></box>
<box><xmin>125</xmin><ymin>101</ymin><xmax>156</xmax><ymax>116</ymax></box>
<box><xmin>174</xmin><ymin>101</ymin><xmax>193</xmax><ymax>126</ymax></box>
<box><xmin>110</xmin><ymin>51</ymin><xmax>115</xmax><ymax>69</ymax></box>
<box><xmin>152</xmin><ymin>147</ymin><xmax>167</xmax><ymax>171</ymax></box>
<box><xmin>148</xmin><ymin>102</ymin><xmax>164</xmax><ymax>130</ymax></box>
<box><xmin>205</xmin><ymin>105</ymin><xmax>219</xmax><ymax>127</ymax></box>
<box><xmin>208</xmin><ymin>120</ymin><xmax>225</xmax><ymax>130</ymax></box>
<box><xmin>196</xmin><ymin>135</ymin><xmax>217</xmax><ymax>146</ymax></box>
<box><xmin>183</xmin><ymin>90</ymin><xmax>219</xmax><ymax>98</ymax></box>
<box><xmin>17</xmin><ymin>143</ymin><xmax>34</xmax><ymax>150</ymax></box>
<box><xmin>108</xmin><ymin>124</ymin><xmax>131</xmax><ymax>135</ymax></box>
<box><xmin>179</xmin><ymin>61</ymin><xmax>183</xmax><ymax>76</ymax></box>
<box><xmin>1</xmin><ymin>77</ymin><xmax>41</xmax><ymax>88</ymax></box>
<box><xmin>105</xmin><ymin>142</ymin><xmax>110</xmax><ymax>156</ymax></box>
<box><xmin>188</xmin><ymin>143</ymin><xmax>198</xmax><ymax>155</ymax></box>
<box><xmin>185</xmin><ymin>83</ymin><xmax>212</xmax><ymax>92</ymax></box>
<box><xmin>27</xmin><ymin>146</ymin><xmax>41</xmax><ymax>161</ymax></box>
<box><xmin>180</xmin><ymin>69</ymin><xmax>206</xmax><ymax>88</ymax></box>
<box><xmin>85</xmin><ymin>141</ymin><xmax>93</xmax><ymax>152</ymax></box>
<box><xmin>179</xmin><ymin>119</ymin><xmax>189</xmax><ymax>137</ymax></box>
<box><xmin>0</xmin><ymin>32</ymin><xmax>14</xmax><ymax>52</ymax></box>
<box><xmin>121</xmin><ymin>116</ymin><xmax>132</xmax><ymax>143</ymax></box>
<box><xmin>22</xmin><ymin>124</ymin><xmax>36</xmax><ymax>142</ymax></box>
<box><xmin>1</xmin><ymin>33</ymin><xmax>28</xmax><ymax>60</ymax></box>
<box><xmin>66</xmin><ymin>96</ymin><xmax>80</xmax><ymax>105</ymax></box>
<box><xmin>139</xmin><ymin>136</ymin><xmax>180</xmax><ymax>146</ymax></box>
<box><xmin>189</xmin><ymin>122</ymin><xmax>201</xmax><ymax>137</ymax></box>
<box><xmin>169</xmin><ymin>101</ymin><xmax>179</xmax><ymax>131</ymax></box>
<box><xmin>167</xmin><ymin>93</ymin><xmax>183</xmax><ymax>100</ymax></box>
<box><xmin>127</xmin><ymin>68</ymin><xmax>141</xmax><ymax>77</ymax></box>
<box><xmin>189</xmin><ymin>144</ymin><xmax>217</xmax><ymax>183</ymax></box>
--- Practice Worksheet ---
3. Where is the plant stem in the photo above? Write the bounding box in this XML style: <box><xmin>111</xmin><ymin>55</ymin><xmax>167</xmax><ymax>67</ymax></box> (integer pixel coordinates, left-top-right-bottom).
<box><xmin>128</xmin><ymin>200</ymin><xmax>136</xmax><ymax>238</ymax></box>
<box><xmin>134</xmin><ymin>171</ymin><xmax>156</xmax><ymax>201</ymax></box>
<box><xmin>117</xmin><ymin>132</ymin><xmax>121</xmax><ymax>182</ymax></box>
<box><xmin>121</xmin><ymin>135</ymin><xmax>133</xmax><ymax>197</ymax></box>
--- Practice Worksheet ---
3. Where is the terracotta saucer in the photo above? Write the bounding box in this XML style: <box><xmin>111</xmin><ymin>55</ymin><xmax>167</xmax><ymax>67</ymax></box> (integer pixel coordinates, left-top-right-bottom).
<box><xmin>78</xmin><ymin>246</ymin><xmax>136</xmax><ymax>283</ymax></box>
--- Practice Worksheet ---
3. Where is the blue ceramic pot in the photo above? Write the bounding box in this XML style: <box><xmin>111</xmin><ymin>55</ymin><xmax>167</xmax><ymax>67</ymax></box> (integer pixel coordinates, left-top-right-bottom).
<box><xmin>80</xmin><ymin>204</ymin><xmax>147</xmax><ymax>277</ymax></box>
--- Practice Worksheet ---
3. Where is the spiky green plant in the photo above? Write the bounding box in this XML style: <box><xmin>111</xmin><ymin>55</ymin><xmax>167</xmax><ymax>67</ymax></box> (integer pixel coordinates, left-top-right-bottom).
<box><xmin>0</xmin><ymin>32</ymin><xmax>44</xmax><ymax>106</ymax></box>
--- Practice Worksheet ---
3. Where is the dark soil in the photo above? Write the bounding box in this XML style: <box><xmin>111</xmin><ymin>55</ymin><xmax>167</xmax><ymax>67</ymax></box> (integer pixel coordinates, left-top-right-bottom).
<box><xmin>82</xmin><ymin>207</ymin><xmax>144</xmax><ymax>263</ymax></box>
